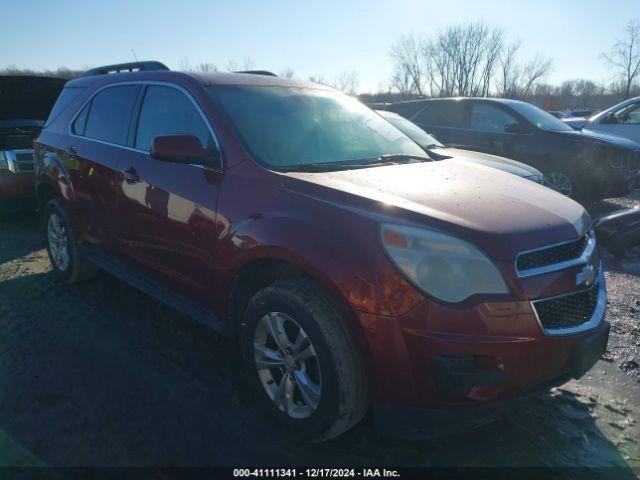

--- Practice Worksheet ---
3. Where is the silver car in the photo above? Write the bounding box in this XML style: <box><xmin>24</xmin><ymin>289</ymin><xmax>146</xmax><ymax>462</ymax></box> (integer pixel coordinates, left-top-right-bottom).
<box><xmin>571</xmin><ymin>97</ymin><xmax>640</xmax><ymax>145</ymax></box>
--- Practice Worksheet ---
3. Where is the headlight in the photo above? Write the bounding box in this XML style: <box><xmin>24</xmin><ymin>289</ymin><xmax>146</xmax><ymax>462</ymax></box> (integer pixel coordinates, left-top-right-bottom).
<box><xmin>0</xmin><ymin>151</ymin><xmax>8</xmax><ymax>170</ymax></box>
<box><xmin>380</xmin><ymin>224</ymin><xmax>509</xmax><ymax>303</ymax></box>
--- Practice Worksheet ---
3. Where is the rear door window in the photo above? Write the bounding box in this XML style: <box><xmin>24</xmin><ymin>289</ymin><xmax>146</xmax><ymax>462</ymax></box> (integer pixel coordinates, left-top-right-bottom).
<box><xmin>470</xmin><ymin>103</ymin><xmax>518</xmax><ymax>132</ymax></box>
<box><xmin>134</xmin><ymin>86</ymin><xmax>213</xmax><ymax>152</ymax></box>
<box><xmin>413</xmin><ymin>101</ymin><xmax>468</xmax><ymax>128</ymax></box>
<box><xmin>83</xmin><ymin>85</ymin><xmax>140</xmax><ymax>145</ymax></box>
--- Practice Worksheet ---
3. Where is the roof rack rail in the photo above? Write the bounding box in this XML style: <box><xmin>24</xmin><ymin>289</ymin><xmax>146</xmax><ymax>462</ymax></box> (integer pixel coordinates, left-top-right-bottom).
<box><xmin>82</xmin><ymin>61</ymin><xmax>170</xmax><ymax>77</ymax></box>
<box><xmin>234</xmin><ymin>70</ymin><xmax>277</xmax><ymax>77</ymax></box>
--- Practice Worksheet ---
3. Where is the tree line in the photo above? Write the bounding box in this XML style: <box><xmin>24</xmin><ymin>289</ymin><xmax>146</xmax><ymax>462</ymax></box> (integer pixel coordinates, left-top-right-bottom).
<box><xmin>2</xmin><ymin>19</ymin><xmax>638</xmax><ymax>111</ymax></box>
<box><xmin>382</xmin><ymin>19</ymin><xmax>640</xmax><ymax>110</ymax></box>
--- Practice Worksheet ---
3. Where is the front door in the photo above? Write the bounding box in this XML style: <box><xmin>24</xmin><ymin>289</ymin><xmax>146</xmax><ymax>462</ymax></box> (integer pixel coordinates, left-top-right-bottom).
<box><xmin>114</xmin><ymin>84</ymin><xmax>222</xmax><ymax>307</ymax></box>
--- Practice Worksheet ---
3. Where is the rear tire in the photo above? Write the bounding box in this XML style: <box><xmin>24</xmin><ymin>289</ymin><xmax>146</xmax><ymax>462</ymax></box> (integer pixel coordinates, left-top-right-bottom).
<box><xmin>44</xmin><ymin>199</ymin><xmax>96</xmax><ymax>283</ymax></box>
<box><xmin>240</xmin><ymin>278</ymin><xmax>369</xmax><ymax>442</ymax></box>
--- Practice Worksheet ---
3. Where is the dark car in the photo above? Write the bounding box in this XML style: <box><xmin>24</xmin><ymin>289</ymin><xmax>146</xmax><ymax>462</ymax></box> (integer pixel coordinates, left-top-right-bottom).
<box><xmin>35</xmin><ymin>62</ymin><xmax>608</xmax><ymax>441</ymax></box>
<box><xmin>386</xmin><ymin>98</ymin><xmax>640</xmax><ymax>201</ymax></box>
<box><xmin>377</xmin><ymin>110</ymin><xmax>543</xmax><ymax>183</ymax></box>
<box><xmin>0</xmin><ymin>75</ymin><xmax>66</xmax><ymax>212</ymax></box>
<box><xmin>548</xmin><ymin>110</ymin><xmax>569</xmax><ymax>119</ymax></box>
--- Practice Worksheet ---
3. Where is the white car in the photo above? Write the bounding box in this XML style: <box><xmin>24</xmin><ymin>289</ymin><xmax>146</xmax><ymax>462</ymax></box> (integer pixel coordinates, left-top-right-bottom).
<box><xmin>574</xmin><ymin>97</ymin><xmax>640</xmax><ymax>144</ymax></box>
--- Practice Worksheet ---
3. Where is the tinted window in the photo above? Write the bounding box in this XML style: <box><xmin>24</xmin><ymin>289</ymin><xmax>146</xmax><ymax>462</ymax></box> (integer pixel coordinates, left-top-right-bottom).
<box><xmin>84</xmin><ymin>85</ymin><xmax>140</xmax><ymax>144</ymax></box>
<box><xmin>134</xmin><ymin>86</ymin><xmax>213</xmax><ymax>152</ymax></box>
<box><xmin>45</xmin><ymin>87</ymin><xmax>85</xmax><ymax>126</ymax></box>
<box><xmin>508</xmin><ymin>102</ymin><xmax>573</xmax><ymax>131</ymax></box>
<box><xmin>72</xmin><ymin>103</ymin><xmax>90</xmax><ymax>135</ymax></box>
<box><xmin>413</xmin><ymin>101</ymin><xmax>468</xmax><ymax>128</ymax></box>
<box><xmin>470</xmin><ymin>103</ymin><xmax>519</xmax><ymax>132</ymax></box>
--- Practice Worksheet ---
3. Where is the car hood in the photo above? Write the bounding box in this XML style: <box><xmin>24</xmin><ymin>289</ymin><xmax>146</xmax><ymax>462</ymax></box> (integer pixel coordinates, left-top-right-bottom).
<box><xmin>0</xmin><ymin>76</ymin><xmax>67</xmax><ymax>122</ymax></box>
<box><xmin>429</xmin><ymin>147</ymin><xmax>542</xmax><ymax>178</ymax></box>
<box><xmin>283</xmin><ymin>160</ymin><xmax>589</xmax><ymax>261</ymax></box>
<box><xmin>551</xmin><ymin>128</ymin><xmax>640</xmax><ymax>150</ymax></box>
<box><xmin>562</xmin><ymin>117</ymin><xmax>589</xmax><ymax>129</ymax></box>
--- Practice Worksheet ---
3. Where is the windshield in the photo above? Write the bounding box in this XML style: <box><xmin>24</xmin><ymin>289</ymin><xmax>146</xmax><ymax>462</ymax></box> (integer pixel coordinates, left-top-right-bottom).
<box><xmin>378</xmin><ymin>111</ymin><xmax>443</xmax><ymax>148</ymax></box>
<box><xmin>209</xmin><ymin>86</ymin><xmax>426</xmax><ymax>169</ymax></box>
<box><xmin>509</xmin><ymin>102</ymin><xmax>574</xmax><ymax>132</ymax></box>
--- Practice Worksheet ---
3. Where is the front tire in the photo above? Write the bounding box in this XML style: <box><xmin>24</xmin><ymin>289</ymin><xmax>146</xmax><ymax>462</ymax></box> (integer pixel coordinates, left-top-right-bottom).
<box><xmin>543</xmin><ymin>170</ymin><xmax>592</xmax><ymax>202</ymax></box>
<box><xmin>44</xmin><ymin>199</ymin><xmax>96</xmax><ymax>283</ymax></box>
<box><xmin>240</xmin><ymin>279</ymin><xmax>369</xmax><ymax>442</ymax></box>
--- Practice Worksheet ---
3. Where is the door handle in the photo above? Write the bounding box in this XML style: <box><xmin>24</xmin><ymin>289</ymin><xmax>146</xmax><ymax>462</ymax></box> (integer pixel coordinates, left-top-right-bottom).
<box><xmin>119</xmin><ymin>166</ymin><xmax>140</xmax><ymax>183</ymax></box>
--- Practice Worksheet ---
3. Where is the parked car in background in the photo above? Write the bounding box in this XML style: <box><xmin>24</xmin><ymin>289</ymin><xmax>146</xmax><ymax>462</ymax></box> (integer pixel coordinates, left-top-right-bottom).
<box><xmin>569</xmin><ymin>109</ymin><xmax>595</xmax><ymax>118</ymax></box>
<box><xmin>377</xmin><ymin>110</ymin><xmax>543</xmax><ymax>183</ymax></box>
<box><xmin>35</xmin><ymin>63</ymin><xmax>609</xmax><ymax>441</ymax></box>
<box><xmin>571</xmin><ymin>96</ymin><xmax>640</xmax><ymax>144</ymax></box>
<box><xmin>0</xmin><ymin>75</ymin><xmax>67</xmax><ymax>212</ymax></box>
<box><xmin>548</xmin><ymin>110</ymin><xmax>569</xmax><ymax>119</ymax></box>
<box><xmin>386</xmin><ymin>98</ymin><xmax>640</xmax><ymax>201</ymax></box>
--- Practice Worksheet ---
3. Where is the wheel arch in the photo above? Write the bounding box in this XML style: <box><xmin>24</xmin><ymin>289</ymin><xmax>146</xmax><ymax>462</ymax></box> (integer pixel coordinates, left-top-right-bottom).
<box><xmin>226</xmin><ymin>255</ymin><xmax>370</xmax><ymax>358</ymax></box>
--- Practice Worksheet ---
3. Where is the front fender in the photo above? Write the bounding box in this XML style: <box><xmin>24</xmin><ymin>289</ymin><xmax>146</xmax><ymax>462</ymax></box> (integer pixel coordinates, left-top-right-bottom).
<box><xmin>216</xmin><ymin>211</ymin><xmax>424</xmax><ymax>318</ymax></box>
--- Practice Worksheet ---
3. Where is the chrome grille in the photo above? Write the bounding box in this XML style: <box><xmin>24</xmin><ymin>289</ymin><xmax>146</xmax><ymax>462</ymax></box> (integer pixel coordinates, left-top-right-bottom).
<box><xmin>533</xmin><ymin>282</ymin><xmax>599</xmax><ymax>331</ymax></box>
<box><xmin>516</xmin><ymin>232</ymin><xmax>591</xmax><ymax>275</ymax></box>
<box><xmin>5</xmin><ymin>150</ymin><xmax>34</xmax><ymax>173</ymax></box>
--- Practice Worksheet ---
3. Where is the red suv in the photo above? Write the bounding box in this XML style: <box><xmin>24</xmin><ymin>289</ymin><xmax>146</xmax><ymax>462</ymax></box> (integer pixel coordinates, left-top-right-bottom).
<box><xmin>35</xmin><ymin>62</ymin><xmax>609</xmax><ymax>441</ymax></box>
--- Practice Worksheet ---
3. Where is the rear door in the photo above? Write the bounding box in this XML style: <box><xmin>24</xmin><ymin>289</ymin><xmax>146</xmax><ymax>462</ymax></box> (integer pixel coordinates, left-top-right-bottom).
<box><xmin>114</xmin><ymin>83</ymin><xmax>222</xmax><ymax>306</ymax></box>
<box><xmin>62</xmin><ymin>84</ymin><xmax>141</xmax><ymax>247</ymax></box>
<box><xmin>410</xmin><ymin>100</ymin><xmax>471</xmax><ymax>147</ymax></box>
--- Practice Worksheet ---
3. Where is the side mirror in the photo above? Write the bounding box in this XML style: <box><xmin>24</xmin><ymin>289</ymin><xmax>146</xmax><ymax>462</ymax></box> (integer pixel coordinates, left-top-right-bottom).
<box><xmin>601</xmin><ymin>112</ymin><xmax>618</xmax><ymax>124</ymax></box>
<box><xmin>504</xmin><ymin>123</ymin><xmax>527</xmax><ymax>134</ymax></box>
<box><xmin>150</xmin><ymin>134</ymin><xmax>210</xmax><ymax>164</ymax></box>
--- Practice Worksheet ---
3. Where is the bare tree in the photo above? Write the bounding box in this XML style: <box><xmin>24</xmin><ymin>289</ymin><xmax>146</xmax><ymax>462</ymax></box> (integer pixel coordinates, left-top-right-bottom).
<box><xmin>279</xmin><ymin>67</ymin><xmax>295</xmax><ymax>79</ymax></box>
<box><xmin>602</xmin><ymin>20</ymin><xmax>640</xmax><ymax>99</ymax></box>
<box><xmin>496</xmin><ymin>42</ymin><xmax>552</xmax><ymax>98</ymax></box>
<box><xmin>226</xmin><ymin>57</ymin><xmax>255</xmax><ymax>72</ymax></box>
<box><xmin>421</xmin><ymin>22</ymin><xmax>505</xmax><ymax>97</ymax></box>
<box><xmin>390</xmin><ymin>35</ymin><xmax>426</xmax><ymax>96</ymax></box>
<box><xmin>389</xmin><ymin>21</ymin><xmax>550</xmax><ymax>99</ymax></box>
<box><xmin>309</xmin><ymin>71</ymin><xmax>360</xmax><ymax>95</ymax></box>
<box><xmin>196</xmin><ymin>62</ymin><xmax>218</xmax><ymax>72</ymax></box>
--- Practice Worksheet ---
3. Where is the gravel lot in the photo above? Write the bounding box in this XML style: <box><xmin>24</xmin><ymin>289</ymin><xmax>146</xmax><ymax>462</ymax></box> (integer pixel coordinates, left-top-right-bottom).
<box><xmin>0</xmin><ymin>193</ymin><xmax>639</xmax><ymax>476</ymax></box>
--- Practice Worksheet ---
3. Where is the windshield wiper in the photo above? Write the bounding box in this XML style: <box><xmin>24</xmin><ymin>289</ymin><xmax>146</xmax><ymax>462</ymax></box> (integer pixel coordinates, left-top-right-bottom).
<box><xmin>368</xmin><ymin>153</ymin><xmax>431</xmax><ymax>163</ymax></box>
<box><xmin>279</xmin><ymin>162</ymin><xmax>372</xmax><ymax>172</ymax></box>
<box><xmin>280</xmin><ymin>154</ymin><xmax>431</xmax><ymax>172</ymax></box>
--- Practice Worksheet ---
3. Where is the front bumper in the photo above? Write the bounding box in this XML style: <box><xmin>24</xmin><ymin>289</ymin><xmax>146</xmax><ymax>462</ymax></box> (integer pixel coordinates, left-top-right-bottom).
<box><xmin>372</xmin><ymin>320</ymin><xmax>609</xmax><ymax>439</ymax></box>
<box><xmin>358</xmin><ymin>245</ymin><xmax>607</xmax><ymax>438</ymax></box>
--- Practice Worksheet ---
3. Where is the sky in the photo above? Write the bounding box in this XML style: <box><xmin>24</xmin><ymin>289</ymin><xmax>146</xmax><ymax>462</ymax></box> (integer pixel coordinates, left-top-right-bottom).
<box><xmin>1</xmin><ymin>0</ymin><xmax>638</xmax><ymax>92</ymax></box>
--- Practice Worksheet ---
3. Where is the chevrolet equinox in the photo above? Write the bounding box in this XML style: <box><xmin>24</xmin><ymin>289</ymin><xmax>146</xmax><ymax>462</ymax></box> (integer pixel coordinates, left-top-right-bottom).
<box><xmin>35</xmin><ymin>61</ymin><xmax>609</xmax><ymax>441</ymax></box>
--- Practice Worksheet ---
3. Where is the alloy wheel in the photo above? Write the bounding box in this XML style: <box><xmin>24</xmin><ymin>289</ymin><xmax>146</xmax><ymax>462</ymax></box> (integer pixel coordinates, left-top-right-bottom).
<box><xmin>543</xmin><ymin>171</ymin><xmax>574</xmax><ymax>197</ymax></box>
<box><xmin>47</xmin><ymin>213</ymin><xmax>70</xmax><ymax>272</ymax></box>
<box><xmin>253</xmin><ymin>312</ymin><xmax>322</xmax><ymax>419</ymax></box>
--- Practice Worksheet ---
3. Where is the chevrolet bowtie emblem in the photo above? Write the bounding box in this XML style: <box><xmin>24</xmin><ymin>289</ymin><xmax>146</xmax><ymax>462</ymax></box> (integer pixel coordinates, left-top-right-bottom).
<box><xmin>576</xmin><ymin>264</ymin><xmax>596</xmax><ymax>287</ymax></box>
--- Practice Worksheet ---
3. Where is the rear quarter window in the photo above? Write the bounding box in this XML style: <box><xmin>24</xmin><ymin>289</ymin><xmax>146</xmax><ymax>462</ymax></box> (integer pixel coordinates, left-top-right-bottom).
<box><xmin>44</xmin><ymin>87</ymin><xmax>85</xmax><ymax>127</ymax></box>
